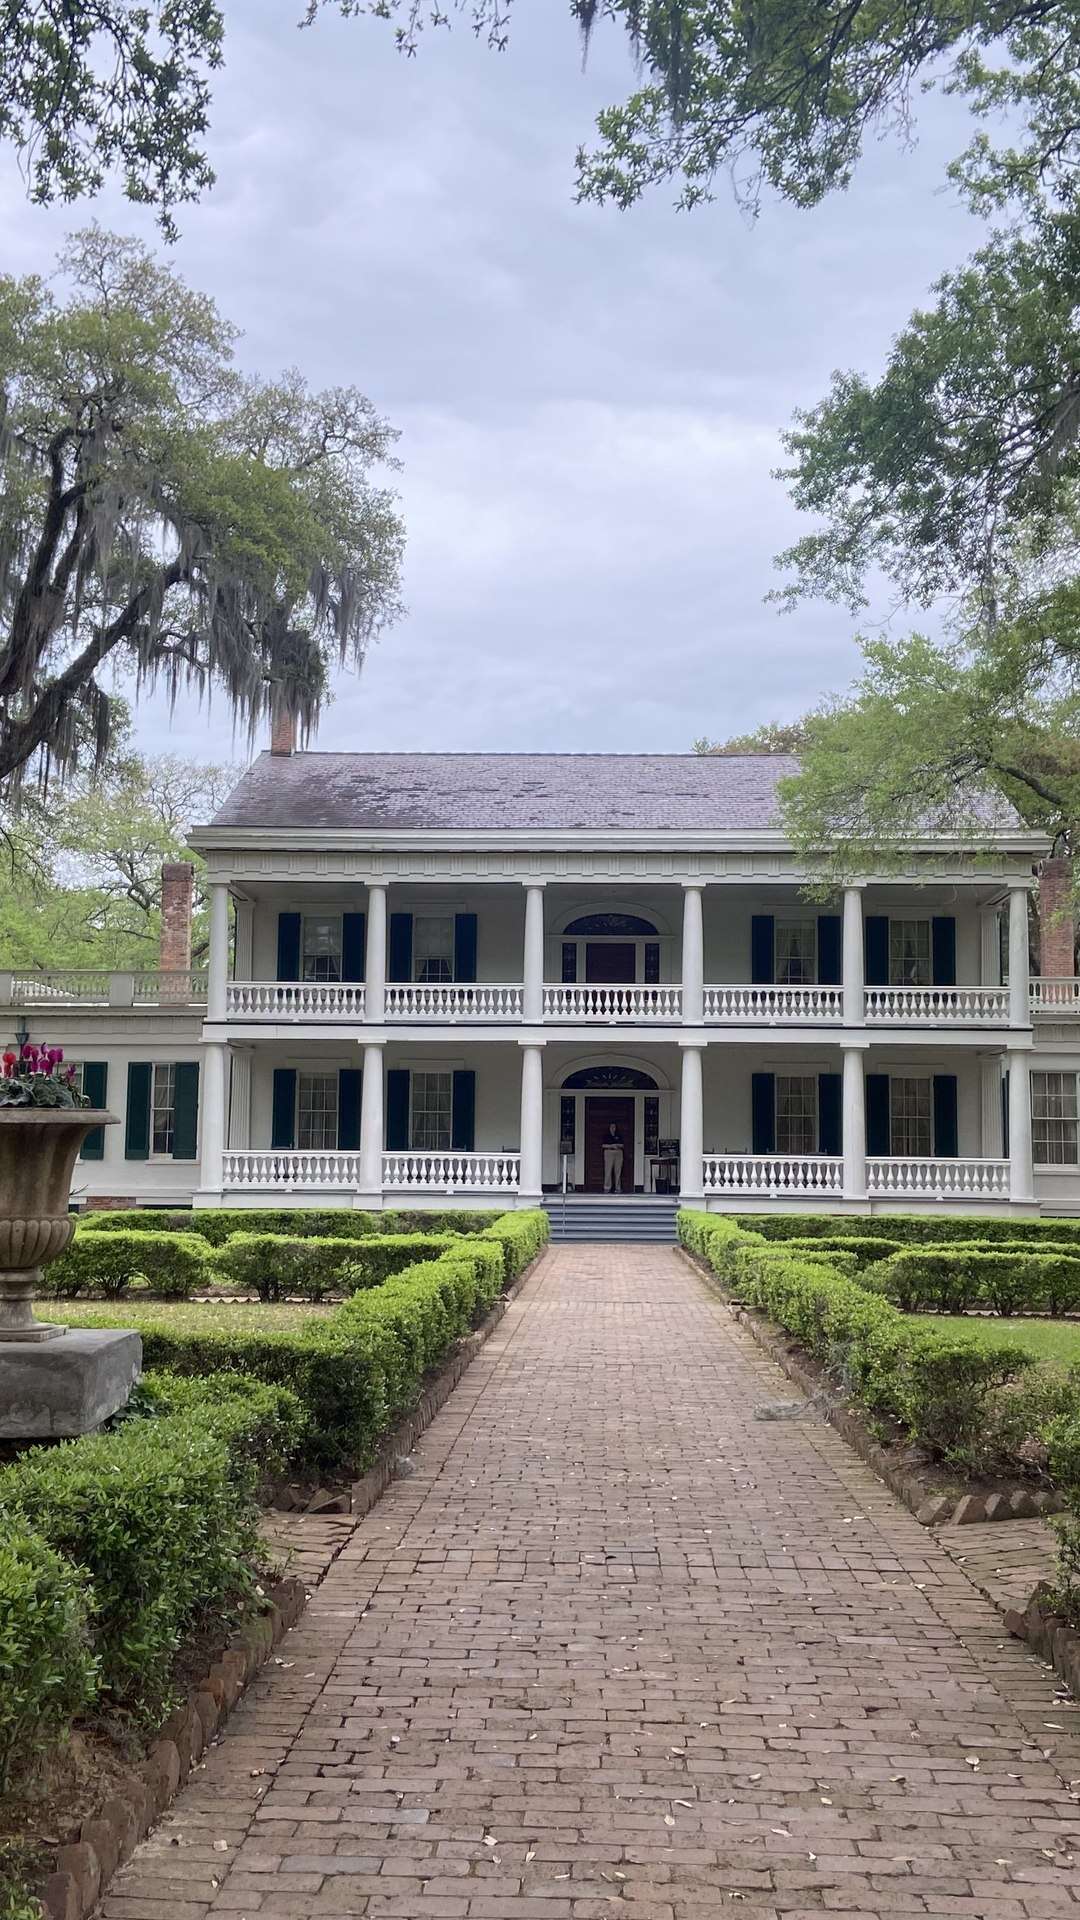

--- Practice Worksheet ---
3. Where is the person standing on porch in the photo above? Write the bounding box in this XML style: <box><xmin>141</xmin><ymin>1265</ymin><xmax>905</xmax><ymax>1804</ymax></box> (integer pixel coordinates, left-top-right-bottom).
<box><xmin>602</xmin><ymin>1122</ymin><xmax>625</xmax><ymax>1193</ymax></box>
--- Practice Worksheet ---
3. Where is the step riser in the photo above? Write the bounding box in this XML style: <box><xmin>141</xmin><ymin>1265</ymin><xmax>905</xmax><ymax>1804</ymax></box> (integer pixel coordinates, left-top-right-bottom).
<box><xmin>544</xmin><ymin>1198</ymin><xmax>679</xmax><ymax>1244</ymax></box>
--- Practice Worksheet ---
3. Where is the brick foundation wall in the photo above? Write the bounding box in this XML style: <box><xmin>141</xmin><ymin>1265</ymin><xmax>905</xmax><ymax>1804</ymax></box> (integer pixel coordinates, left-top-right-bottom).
<box><xmin>1038</xmin><ymin>857</ymin><xmax>1076</xmax><ymax>978</ymax></box>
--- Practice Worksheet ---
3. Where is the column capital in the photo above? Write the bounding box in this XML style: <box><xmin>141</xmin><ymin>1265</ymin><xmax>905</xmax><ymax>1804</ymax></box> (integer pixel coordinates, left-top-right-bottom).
<box><xmin>519</xmin><ymin>877</ymin><xmax>548</xmax><ymax>890</ymax></box>
<box><xmin>516</xmin><ymin>1036</ymin><xmax>547</xmax><ymax>1050</ymax></box>
<box><xmin>680</xmin><ymin>878</ymin><xmax>707</xmax><ymax>892</ymax></box>
<box><xmin>677</xmin><ymin>1036</ymin><xmax>706</xmax><ymax>1052</ymax></box>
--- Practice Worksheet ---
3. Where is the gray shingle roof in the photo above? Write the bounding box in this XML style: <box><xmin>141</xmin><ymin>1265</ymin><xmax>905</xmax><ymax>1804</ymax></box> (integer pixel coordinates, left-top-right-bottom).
<box><xmin>208</xmin><ymin>751</ymin><xmax>806</xmax><ymax>833</ymax></box>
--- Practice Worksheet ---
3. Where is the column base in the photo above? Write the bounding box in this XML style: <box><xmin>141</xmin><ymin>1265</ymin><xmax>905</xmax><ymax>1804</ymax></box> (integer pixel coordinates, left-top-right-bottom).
<box><xmin>191</xmin><ymin>1189</ymin><xmax>224</xmax><ymax>1208</ymax></box>
<box><xmin>354</xmin><ymin>1190</ymin><xmax>385</xmax><ymax>1211</ymax></box>
<box><xmin>0</xmin><ymin>1328</ymin><xmax>142</xmax><ymax>1438</ymax></box>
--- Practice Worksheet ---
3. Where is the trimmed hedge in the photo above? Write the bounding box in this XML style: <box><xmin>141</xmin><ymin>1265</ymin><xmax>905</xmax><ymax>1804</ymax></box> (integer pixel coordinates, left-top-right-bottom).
<box><xmin>80</xmin><ymin>1206</ymin><xmax>500</xmax><ymax>1244</ymax></box>
<box><xmin>0</xmin><ymin>1523</ymin><xmax>97</xmax><ymax>1792</ymax></box>
<box><xmin>59</xmin><ymin>1210</ymin><xmax>549</xmax><ymax>1468</ymax></box>
<box><xmin>679</xmin><ymin>1209</ymin><xmax>1036</xmax><ymax>1464</ymax></box>
<box><xmin>42</xmin><ymin>1228</ymin><xmax>213</xmax><ymax>1299</ymax></box>
<box><xmin>737</xmin><ymin>1212</ymin><xmax>1080</xmax><ymax>1249</ymax></box>
<box><xmin>867</xmin><ymin>1245</ymin><xmax>1080</xmax><ymax>1316</ymax></box>
<box><xmin>213</xmin><ymin>1230</ymin><xmax>463</xmax><ymax>1301</ymax></box>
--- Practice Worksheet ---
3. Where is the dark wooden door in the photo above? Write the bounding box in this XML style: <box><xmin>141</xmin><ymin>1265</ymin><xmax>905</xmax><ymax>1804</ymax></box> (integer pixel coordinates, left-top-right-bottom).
<box><xmin>584</xmin><ymin>1097</ymin><xmax>635</xmax><ymax>1192</ymax></box>
<box><xmin>585</xmin><ymin>942</ymin><xmax>635</xmax><ymax>983</ymax></box>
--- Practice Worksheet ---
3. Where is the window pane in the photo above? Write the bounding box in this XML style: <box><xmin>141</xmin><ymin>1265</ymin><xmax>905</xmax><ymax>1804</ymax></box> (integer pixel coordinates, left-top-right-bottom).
<box><xmin>776</xmin><ymin>1075</ymin><xmax>817</xmax><ymax>1154</ymax></box>
<box><xmin>411</xmin><ymin>1071</ymin><xmax>452</xmax><ymax>1150</ymax></box>
<box><xmin>151</xmin><ymin>1063</ymin><xmax>176</xmax><ymax>1157</ymax></box>
<box><xmin>415</xmin><ymin>915</ymin><xmax>453</xmax><ymax>983</ymax></box>
<box><xmin>889</xmin><ymin>1076</ymin><xmax>931</xmax><ymax>1156</ymax></box>
<box><xmin>1032</xmin><ymin>1071</ymin><xmax>1079</xmax><ymax>1166</ymax></box>
<box><xmin>775</xmin><ymin>923</ymin><xmax>816</xmax><ymax>985</ymax></box>
<box><xmin>889</xmin><ymin>920</ymin><xmax>931</xmax><ymax>986</ymax></box>
<box><xmin>303</xmin><ymin>916</ymin><xmax>342</xmax><ymax>982</ymax></box>
<box><xmin>297</xmin><ymin>1072</ymin><xmax>339</xmax><ymax>1151</ymax></box>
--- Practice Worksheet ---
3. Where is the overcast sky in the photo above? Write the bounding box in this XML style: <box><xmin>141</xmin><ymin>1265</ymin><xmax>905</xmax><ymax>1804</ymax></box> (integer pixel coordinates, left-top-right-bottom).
<box><xmin>1</xmin><ymin>5</ymin><xmax>988</xmax><ymax>765</ymax></box>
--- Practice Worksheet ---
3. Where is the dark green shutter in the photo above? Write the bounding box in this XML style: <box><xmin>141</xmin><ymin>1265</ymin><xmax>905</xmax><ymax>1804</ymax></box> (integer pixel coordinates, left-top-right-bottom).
<box><xmin>933</xmin><ymin>1074</ymin><xmax>959</xmax><ymax>1157</ymax></box>
<box><xmin>277</xmin><ymin>912</ymin><xmax>301</xmax><ymax>981</ymax></box>
<box><xmin>865</xmin><ymin>916</ymin><xmax>889</xmax><ymax>986</ymax></box>
<box><xmin>125</xmin><ymin>1062</ymin><xmax>152</xmax><ymax>1160</ymax></box>
<box><xmin>342</xmin><ymin>912</ymin><xmax>366</xmax><ymax>983</ymax></box>
<box><xmin>866</xmin><ymin>1074</ymin><xmax>890</xmax><ymax>1155</ymax></box>
<box><xmin>388</xmin><ymin>913</ymin><xmax>413</xmax><ymax>982</ymax></box>
<box><xmin>818</xmin><ymin>1073</ymin><xmax>842</xmax><ymax>1155</ymax></box>
<box><xmin>817</xmin><ymin>916</ymin><xmax>842</xmax><ymax>986</ymax></box>
<box><xmin>386</xmin><ymin>1069</ymin><xmax>410</xmax><ymax>1149</ymax></box>
<box><xmin>271</xmin><ymin>1068</ymin><xmax>296</xmax><ymax>1149</ymax></box>
<box><xmin>454</xmin><ymin>913</ymin><xmax>478</xmax><ymax>983</ymax></box>
<box><xmin>80</xmin><ymin>1062</ymin><xmax>108</xmax><ymax>1159</ymax></box>
<box><xmin>751</xmin><ymin>1072</ymin><xmax>775</xmax><ymax>1152</ymax></box>
<box><xmin>932</xmin><ymin>916</ymin><xmax>957</xmax><ymax>987</ymax></box>
<box><xmin>338</xmin><ymin>1067</ymin><xmax>362</xmax><ymax>1150</ymax></box>
<box><xmin>751</xmin><ymin>916</ymin><xmax>775</xmax><ymax>985</ymax></box>
<box><xmin>451</xmin><ymin>1069</ymin><xmax>476</xmax><ymax>1151</ymax></box>
<box><xmin>172</xmin><ymin>1062</ymin><xmax>200</xmax><ymax>1161</ymax></box>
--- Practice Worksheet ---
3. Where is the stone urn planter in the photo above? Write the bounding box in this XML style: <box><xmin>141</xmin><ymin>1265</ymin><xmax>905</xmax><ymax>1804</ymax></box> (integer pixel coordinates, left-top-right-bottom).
<box><xmin>0</xmin><ymin>1108</ymin><xmax>116</xmax><ymax>1341</ymax></box>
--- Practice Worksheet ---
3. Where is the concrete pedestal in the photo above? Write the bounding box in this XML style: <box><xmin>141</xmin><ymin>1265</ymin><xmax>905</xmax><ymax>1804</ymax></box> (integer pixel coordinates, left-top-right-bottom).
<box><xmin>0</xmin><ymin>1328</ymin><xmax>142</xmax><ymax>1439</ymax></box>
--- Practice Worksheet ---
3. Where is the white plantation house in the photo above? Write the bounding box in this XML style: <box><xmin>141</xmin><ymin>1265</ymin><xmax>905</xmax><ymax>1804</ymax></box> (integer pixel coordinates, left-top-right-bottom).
<box><xmin>6</xmin><ymin>726</ymin><xmax>1080</xmax><ymax>1231</ymax></box>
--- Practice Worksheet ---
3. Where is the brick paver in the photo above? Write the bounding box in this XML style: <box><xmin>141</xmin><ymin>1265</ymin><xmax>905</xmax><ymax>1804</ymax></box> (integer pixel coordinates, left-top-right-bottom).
<box><xmin>105</xmin><ymin>1246</ymin><xmax>1080</xmax><ymax>1920</ymax></box>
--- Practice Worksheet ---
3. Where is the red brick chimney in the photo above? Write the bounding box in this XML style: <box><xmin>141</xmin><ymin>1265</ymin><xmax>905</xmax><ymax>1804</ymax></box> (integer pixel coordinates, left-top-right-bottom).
<box><xmin>159</xmin><ymin>862</ymin><xmax>194</xmax><ymax>974</ymax></box>
<box><xmin>270</xmin><ymin>708</ymin><xmax>296</xmax><ymax>756</ymax></box>
<box><xmin>1038</xmin><ymin>857</ymin><xmax>1076</xmax><ymax>978</ymax></box>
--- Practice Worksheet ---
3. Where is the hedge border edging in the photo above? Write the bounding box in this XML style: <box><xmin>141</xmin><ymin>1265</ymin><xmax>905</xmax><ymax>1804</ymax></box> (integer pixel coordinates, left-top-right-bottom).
<box><xmin>678</xmin><ymin>1245</ymin><xmax>1067</xmax><ymax>1529</ymax></box>
<box><xmin>35</xmin><ymin>1570</ymin><xmax>306</xmax><ymax>1920</ymax></box>
<box><xmin>32</xmin><ymin>1239</ymin><xmax>551</xmax><ymax>1920</ymax></box>
<box><xmin>1004</xmin><ymin>1584</ymin><xmax>1080</xmax><ymax>1703</ymax></box>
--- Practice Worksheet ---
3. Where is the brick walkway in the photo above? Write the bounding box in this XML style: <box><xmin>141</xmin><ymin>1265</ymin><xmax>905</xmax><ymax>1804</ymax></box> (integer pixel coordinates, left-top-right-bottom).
<box><xmin>105</xmin><ymin>1246</ymin><xmax>1080</xmax><ymax>1920</ymax></box>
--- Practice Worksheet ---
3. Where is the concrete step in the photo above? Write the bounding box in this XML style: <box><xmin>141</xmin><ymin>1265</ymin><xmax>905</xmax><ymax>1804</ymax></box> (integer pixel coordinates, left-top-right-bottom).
<box><xmin>543</xmin><ymin>1197</ymin><xmax>680</xmax><ymax>1244</ymax></box>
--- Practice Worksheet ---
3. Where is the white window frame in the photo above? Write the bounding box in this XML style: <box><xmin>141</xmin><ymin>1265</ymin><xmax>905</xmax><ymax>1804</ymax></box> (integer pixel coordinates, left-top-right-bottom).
<box><xmin>775</xmin><ymin>921</ymin><xmax>817</xmax><ymax>986</ymax></box>
<box><xmin>410</xmin><ymin>1069</ymin><xmax>453</xmax><ymax>1150</ymax></box>
<box><xmin>150</xmin><ymin>1061</ymin><xmax>178</xmax><ymax>1161</ymax></box>
<box><xmin>888</xmin><ymin>1073</ymin><xmax>933</xmax><ymax>1157</ymax></box>
<box><xmin>1032</xmin><ymin>1070</ymin><xmax>1079</xmax><ymax>1167</ymax></box>
<box><xmin>296</xmin><ymin>1070</ymin><xmax>339</xmax><ymax>1152</ymax></box>
<box><xmin>889</xmin><ymin>919</ymin><xmax>932</xmax><ymax>987</ymax></box>
<box><xmin>302</xmin><ymin>914</ymin><xmax>343</xmax><ymax>983</ymax></box>
<box><xmin>413</xmin><ymin>913</ymin><xmax>455</xmax><ymax>984</ymax></box>
<box><xmin>775</xmin><ymin>1074</ymin><xmax>818</xmax><ymax>1154</ymax></box>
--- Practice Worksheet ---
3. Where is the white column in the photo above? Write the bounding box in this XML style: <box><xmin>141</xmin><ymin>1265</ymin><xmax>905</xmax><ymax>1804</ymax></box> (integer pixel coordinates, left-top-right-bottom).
<box><xmin>227</xmin><ymin>1047</ymin><xmax>253</xmax><ymax>1150</ymax></box>
<box><xmin>234</xmin><ymin>900</ymin><xmax>254</xmax><ymax>982</ymax></box>
<box><xmin>519</xmin><ymin>1042</ymin><xmax>545</xmax><ymax>1201</ymax></box>
<box><xmin>980</xmin><ymin>1053</ymin><xmax>1004</xmax><ymax>1158</ymax></box>
<box><xmin>1008</xmin><ymin>884</ymin><xmax>1031</xmax><ymax>1027</ymax></box>
<box><xmin>842</xmin><ymin>886</ymin><xmax>864</xmax><ymax>1025</ymax></box>
<box><xmin>365</xmin><ymin>884</ymin><xmax>387</xmax><ymax>1021</ymax></box>
<box><xmin>1007</xmin><ymin>1047</ymin><xmax>1034</xmax><ymax>1202</ymax></box>
<box><xmin>682</xmin><ymin>883</ymin><xmax>704</xmax><ymax>1023</ymax></box>
<box><xmin>207</xmin><ymin>880</ymin><xmax>230</xmax><ymax>1022</ymax></box>
<box><xmin>358</xmin><ymin>1042</ymin><xmax>384</xmax><ymax>1201</ymax></box>
<box><xmin>679</xmin><ymin>1042</ymin><xmax>704</xmax><ymax>1203</ymax></box>
<box><xmin>980</xmin><ymin>905</ymin><xmax>1001</xmax><ymax>988</ymax></box>
<box><xmin>842</xmin><ymin>1047</ymin><xmax>866</xmax><ymax>1199</ymax></box>
<box><xmin>523</xmin><ymin>883</ymin><xmax>546</xmax><ymax>1022</ymax></box>
<box><xmin>199</xmin><ymin>1041</ymin><xmax>227</xmax><ymax>1195</ymax></box>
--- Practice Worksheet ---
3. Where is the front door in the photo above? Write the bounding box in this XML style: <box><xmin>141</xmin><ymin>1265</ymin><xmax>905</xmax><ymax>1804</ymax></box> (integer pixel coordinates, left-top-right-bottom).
<box><xmin>585</xmin><ymin>942</ymin><xmax>635</xmax><ymax>983</ymax></box>
<box><xmin>584</xmin><ymin>1096</ymin><xmax>635</xmax><ymax>1193</ymax></box>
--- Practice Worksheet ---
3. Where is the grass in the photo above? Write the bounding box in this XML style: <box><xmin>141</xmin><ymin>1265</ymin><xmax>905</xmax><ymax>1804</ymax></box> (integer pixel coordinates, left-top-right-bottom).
<box><xmin>924</xmin><ymin>1315</ymin><xmax>1080</xmax><ymax>1367</ymax></box>
<box><xmin>48</xmin><ymin>1300</ymin><xmax>326</xmax><ymax>1334</ymax></box>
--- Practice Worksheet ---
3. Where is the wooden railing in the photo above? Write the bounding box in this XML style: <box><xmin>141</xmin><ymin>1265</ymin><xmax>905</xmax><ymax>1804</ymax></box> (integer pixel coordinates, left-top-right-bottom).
<box><xmin>866</xmin><ymin>1157</ymin><xmax>1009</xmax><ymax>1197</ymax></box>
<box><xmin>865</xmin><ymin>986</ymin><xmax>1010</xmax><ymax>1024</ymax></box>
<box><xmin>542</xmin><ymin>983</ymin><xmax>682</xmax><ymax>1021</ymax></box>
<box><xmin>226</xmin><ymin>981</ymin><xmax>366</xmax><ymax>1019</ymax></box>
<box><xmin>222</xmin><ymin>1149</ymin><xmax>362</xmax><ymax>1189</ymax></box>
<box><xmin>382</xmin><ymin>1150</ymin><xmax>520</xmax><ymax>1191</ymax></box>
<box><xmin>384</xmin><ymin>982</ymin><xmax>524</xmax><ymax>1020</ymax></box>
<box><xmin>702</xmin><ymin>1154</ymin><xmax>844</xmax><ymax>1194</ymax></box>
<box><xmin>1030</xmin><ymin>978</ymin><xmax>1080</xmax><ymax>1013</ymax></box>
<box><xmin>703</xmin><ymin>985</ymin><xmax>843</xmax><ymax>1023</ymax></box>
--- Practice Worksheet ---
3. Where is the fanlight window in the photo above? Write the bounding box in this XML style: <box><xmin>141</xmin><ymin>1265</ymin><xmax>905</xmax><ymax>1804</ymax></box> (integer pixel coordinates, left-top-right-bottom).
<box><xmin>562</xmin><ymin>913</ymin><xmax>659</xmax><ymax>937</ymax></box>
<box><xmin>561</xmin><ymin>1067</ymin><xmax>659</xmax><ymax>1090</ymax></box>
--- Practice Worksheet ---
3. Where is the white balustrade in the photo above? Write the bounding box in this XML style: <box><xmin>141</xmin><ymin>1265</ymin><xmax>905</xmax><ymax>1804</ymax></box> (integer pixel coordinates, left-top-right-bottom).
<box><xmin>702</xmin><ymin>1154</ymin><xmax>844</xmax><ymax>1194</ymax></box>
<box><xmin>865</xmin><ymin>986</ymin><xmax>1010</xmax><ymax>1024</ymax></box>
<box><xmin>10</xmin><ymin>970</ymin><xmax>112</xmax><ymax>1003</ymax></box>
<box><xmin>6</xmin><ymin>969</ymin><xmax>207</xmax><ymax>1005</ymax></box>
<box><xmin>703</xmin><ymin>985</ymin><xmax>842</xmax><ymax>1024</ymax></box>
<box><xmin>384</xmin><ymin>982</ymin><xmax>524</xmax><ymax>1020</ymax></box>
<box><xmin>222</xmin><ymin>1149</ymin><xmax>362</xmax><ymax>1189</ymax></box>
<box><xmin>542</xmin><ymin>982</ymin><xmax>682</xmax><ymax>1021</ymax></box>
<box><xmin>382</xmin><ymin>1150</ymin><xmax>521</xmax><ymax>1191</ymax></box>
<box><xmin>867</xmin><ymin>1157</ymin><xmax>1010</xmax><ymax>1198</ymax></box>
<box><xmin>226</xmin><ymin>981</ymin><xmax>366</xmax><ymax>1019</ymax></box>
<box><xmin>1030</xmin><ymin>978</ymin><xmax>1080</xmax><ymax>1013</ymax></box>
<box><xmin>133</xmin><ymin>969</ymin><xmax>208</xmax><ymax>1003</ymax></box>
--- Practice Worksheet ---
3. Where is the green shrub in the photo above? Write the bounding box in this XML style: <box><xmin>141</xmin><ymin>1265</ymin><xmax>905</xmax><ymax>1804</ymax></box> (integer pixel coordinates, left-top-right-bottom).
<box><xmin>213</xmin><ymin>1231</ymin><xmax>437</xmax><ymax>1301</ymax></box>
<box><xmin>42</xmin><ymin>1229</ymin><xmax>213</xmax><ymax>1300</ymax></box>
<box><xmin>0</xmin><ymin>1416</ymin><xmax>261</xmax><ymax>1722</ymax></box>
<box><xmin>868</xmin><ymin>1245</ymin><xmax>1080</xmax><ymax>1316</ymax></box>
<box><xmin>139</xmin><ymin>1369</ymin><xmax>307</xmax><ymax>1476</ymax></box>
<box><xmin>782</xmin><ymin>1235</ymin><xmax>902</xmax><ymax>1269</ymax></box>
<box><xmin>82</xmin><ymin>1206</ymin><xmax>501</xmax><ymax>1244</ymax></box>
<box><xmin>0</xmin><ymin>1522</ymin><xmax>98</xmax><ymax>1792</ymax></box>
<box><xmin>479</xmin><ymin>1208</ymin><xmax>550</xmax><ymax>1282</ymax></box>
<box><xmin>736</xmin><ymin>1211</ymin><xmax>1080</xmax><ymax>1250</ymax></box>
<box><xmin>338</xmin><ymin>1234</ymin><xmax>464</xmax><ymax>1292</ymax></box>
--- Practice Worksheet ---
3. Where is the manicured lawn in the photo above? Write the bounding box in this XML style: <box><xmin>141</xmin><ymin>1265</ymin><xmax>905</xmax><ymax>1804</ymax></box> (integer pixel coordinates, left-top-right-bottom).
<box><xmin>50</xmin><ymin>1299</ymin><xmax>327</xmax><ymax>1334</ymax></box>
<box><xmin>926</xmin><ymin>1315</ymin><xmax>1080</xmax><ymax>1366</ymax></box>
